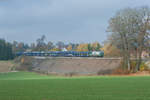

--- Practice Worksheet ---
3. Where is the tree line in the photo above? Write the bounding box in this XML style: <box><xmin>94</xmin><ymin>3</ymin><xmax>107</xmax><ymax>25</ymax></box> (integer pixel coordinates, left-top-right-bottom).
<box><xmin>0</xmin><ymin>36</ymin><xmax>102</xmax><ymax>60</ymax></box>
<box><xmin>0</xmin><ymin>39</ymin><xmax>14</xmax><ymax>60</ymax></box>
<box><xmin>11</xmin><ymin>35</ymin><xmax>102</xmax><ymax>53</ymax></box>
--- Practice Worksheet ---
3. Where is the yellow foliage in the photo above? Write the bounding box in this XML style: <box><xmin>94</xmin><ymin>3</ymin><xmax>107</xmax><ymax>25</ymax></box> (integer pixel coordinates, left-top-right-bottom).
<box><xmin>130</xmin><ymin>61</ymin><xmax>148</xmax><ymax>71</ymax></box>
<box><xmin>21</xmin><ymin>58</ymin><xmax>24</xmax><ymax>64</ymax></box>
<box><xmin>101</xmin><ymin>43</ymin><xmax>121</xmax><ymax>57</ymax></box>
<box><xmin>91</xmin><ymin>42</ymin><xmax>101</xmax><ymax>51</ymax></box>
<box><xmin>140</xmin><ymin>62</ymin><xmax>148</xmax><ymax>71</ymax></box>
<box><xmin>76</xmin><ymin>43</ymin><xmax>89</xmax><ymax>51</ymax></box>
<box><xmin>50</xmin><ymin>48</ymin><xmax>60</xmax><ymax>51</ymax></box>
<box><xmin>67</xmin><ymin>45</ymin><xmax>72</xmax><ymax>51</ymax></box>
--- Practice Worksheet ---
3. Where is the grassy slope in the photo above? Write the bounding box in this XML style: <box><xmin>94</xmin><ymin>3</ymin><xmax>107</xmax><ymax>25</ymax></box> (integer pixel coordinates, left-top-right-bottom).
<box><xmin>0</xmin><ymin>72</ymin><xmax>150</xmax><ymax>100</ymax></box>
<box><xmin>0</xmin><ymin>61</ymin><xmax>14</xmax><ymax>72</ymax></box>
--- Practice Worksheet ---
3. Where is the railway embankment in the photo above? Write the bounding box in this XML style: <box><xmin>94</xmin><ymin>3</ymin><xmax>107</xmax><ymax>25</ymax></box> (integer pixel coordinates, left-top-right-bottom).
<box><xmin>0</xmin><ymin>61</ymin><xmax>14</xmax><ymax>72</ymax></box>
<box><xmin>15</xmin><ymin>56</ymin><xmax>121</xmax><ymax>75</ymax></box>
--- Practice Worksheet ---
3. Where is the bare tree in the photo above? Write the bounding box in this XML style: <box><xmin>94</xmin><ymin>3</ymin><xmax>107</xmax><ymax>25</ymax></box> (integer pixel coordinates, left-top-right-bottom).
<box><xmin>56</xmin><ymin>41</ymin><xmax>65</xmax><ymax>50</ymax></box>
<box><xmin>135</xmin><ymin>7</ymin><xmax>150</xmax><ymax>71</ymax></box>
<box><xmin>36</xmin><ymin>35</ymin><xmax>47</xmax><ymax>51</ymax></box>
<box><xmin>108</xmin><ymin>8</ymin><xmax>133</xmax><ymax>70</ymax></box>
<box><xmin>47</xmin><ymin>41</ymin><xmax>54</xmax><ymax>50</ymax></box>
<box><xmin>107</xmin><ymin>6</ymin><xmax>150</xmax><ymax>71</ymax></box>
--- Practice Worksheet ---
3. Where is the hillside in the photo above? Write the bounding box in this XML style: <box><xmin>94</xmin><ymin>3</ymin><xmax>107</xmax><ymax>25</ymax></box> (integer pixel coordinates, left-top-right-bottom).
<box><xmin>15</xmin><ymin>56</ymin><xmax>121</xmax><ymax>75</ymax></box>
<box><xmin>0</xmin><ymin>61</ymin><xmax>14</xmax><ymax>72</ymax></box>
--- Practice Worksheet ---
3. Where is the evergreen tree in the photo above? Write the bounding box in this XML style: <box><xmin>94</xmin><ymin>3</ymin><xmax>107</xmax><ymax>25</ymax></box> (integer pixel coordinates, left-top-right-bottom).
<box><xmin>0</xmin><ymin>39</ymin><xmax>14</xmax><ymax>60</ymax></box>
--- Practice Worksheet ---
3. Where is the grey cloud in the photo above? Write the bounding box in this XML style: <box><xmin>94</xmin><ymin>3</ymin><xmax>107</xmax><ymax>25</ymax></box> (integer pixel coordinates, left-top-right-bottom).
<box><xmin>0</xmin><ymin>0</ymin><xmax>150</xmax><ymax>44</ymax></box>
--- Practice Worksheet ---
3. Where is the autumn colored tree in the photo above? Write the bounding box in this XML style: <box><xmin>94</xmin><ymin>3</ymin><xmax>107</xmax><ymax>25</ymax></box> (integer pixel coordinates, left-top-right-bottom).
<box><xmin>91</xmin><ymin>42</ymin><xmax>101</xmax><ymax>51</ymax></box>
<box><xmin>101</xmin><ymin>43</ymin><xmax>121</xmax><ymax>57</ymax></box>
<box><xmin>67</xmin><ymin>45</ymin><xmax>72</xmax><ymax>51</ymax></box>
<box><xmin>107</xmin><ymin>6</ymin><xmax>150</xmax><ymax>71</ymax></box>
<box><xmin>50</xmin><ymin>48</ymin><xmax>60</xmax><ymax>51</ymax></box>
<box><xmin>76</xmin><ymin>43</ymin><xmax>89</xmax><ymax>51</ymax></box>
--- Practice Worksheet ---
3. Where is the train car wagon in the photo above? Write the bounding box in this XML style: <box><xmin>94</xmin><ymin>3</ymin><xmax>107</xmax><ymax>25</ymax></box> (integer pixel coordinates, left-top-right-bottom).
<box><xmin>16</xmin><ymin>51</ymin><xmax>104</xmax><ymax>57</ymax></box>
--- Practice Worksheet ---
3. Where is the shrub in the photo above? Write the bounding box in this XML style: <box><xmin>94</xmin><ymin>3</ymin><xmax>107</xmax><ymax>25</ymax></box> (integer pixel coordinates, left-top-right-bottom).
<box><xmin>130</xmin><ymin>61</ymin><xmax>136</xmax><ymax>71</ymax></box>
<box><xmin>97</xmin><ymin>69</ymin><xmax>112</xmax><ymax>75</ymax></box>
<box><xmin>130</xmin><ymin>61</ymin><xmax>148</xmax><ymax>72</ymax></box>
<box><xmin>140</xmin><ymin>62</ymin><xmax>148</xmax><ymax>71</ymax></box>
<box><xmin>113</xmin><ymin>68</ymin><xmax>130</xmax><ymax>75</ymax></box>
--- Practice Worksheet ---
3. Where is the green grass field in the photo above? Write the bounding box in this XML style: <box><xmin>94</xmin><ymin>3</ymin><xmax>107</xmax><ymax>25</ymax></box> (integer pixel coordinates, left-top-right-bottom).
<box><xmin>0</xmin><ymin>72</ymin><xmax>150</xmax><ymax>100</ymax></box>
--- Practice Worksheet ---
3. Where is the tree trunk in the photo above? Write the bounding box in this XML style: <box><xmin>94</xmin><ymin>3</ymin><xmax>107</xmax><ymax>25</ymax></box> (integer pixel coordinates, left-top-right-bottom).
<box><xmin>123</xmin><ymin>33</ymin><xmax>131</xmax><ymax>71</ymax></box>
<box><xmin>127</xmin><ymin>57</ymin><xmax>130</xmax><ymax>71</ymax></box>
<box><xmin>120</xmin><ymin>33</ymin><xmax>127</xmax><ymax>70</ymax></box>
<box><xmin>136</xmin><ymin>45</ymin><xmax>143</xmax><ymax>71</ymax></box>
<box><xmin>135</xmin><ymin>15</ymin><xmax>150</xmax><ymax>71</ymax></box>
<box><xmin>135</xmin><ymin>30</ymin><xmax>145</xmax><ymax>72</ymax></box>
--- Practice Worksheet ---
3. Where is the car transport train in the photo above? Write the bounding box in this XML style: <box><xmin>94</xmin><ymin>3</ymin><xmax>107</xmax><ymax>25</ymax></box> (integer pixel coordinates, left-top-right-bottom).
<box><xmin>16</xmin><ymin>51</ymin><xmax>104</xmax><ymax>57</ymax></box>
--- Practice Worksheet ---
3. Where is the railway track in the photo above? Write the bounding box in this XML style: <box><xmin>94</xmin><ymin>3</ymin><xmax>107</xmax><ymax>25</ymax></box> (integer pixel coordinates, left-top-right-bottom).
<box><xmin>34</xmin><ymin>56</ymin><xmax>122</xmax><ymax>60</ymax></box>
<box><xmin>33</xmin><ymin>56</ymin><xmax>150</xmax><ymax>61</ymax></box>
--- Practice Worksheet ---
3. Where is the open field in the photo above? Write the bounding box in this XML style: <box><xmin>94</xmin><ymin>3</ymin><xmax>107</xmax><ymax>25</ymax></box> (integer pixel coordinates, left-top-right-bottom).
<box><xmin>0</xmin><ymin>72</ymin><xmax>150</xmax><ymax>100</ymax></box>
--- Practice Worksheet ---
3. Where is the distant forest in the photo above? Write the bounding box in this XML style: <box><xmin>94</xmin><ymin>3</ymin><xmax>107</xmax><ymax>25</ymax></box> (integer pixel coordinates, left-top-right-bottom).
<box><xmin>0</xmin><ymin>35</ymin><xmax>102</xmax><ymax>60</ymax></box>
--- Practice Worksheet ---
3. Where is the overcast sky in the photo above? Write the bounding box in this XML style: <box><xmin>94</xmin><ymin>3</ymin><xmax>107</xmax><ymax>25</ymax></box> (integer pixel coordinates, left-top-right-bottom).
<box><xmin>0</xmin><ymin>0</ymin><xmax>150</xmax><ymax>44</ymax></box>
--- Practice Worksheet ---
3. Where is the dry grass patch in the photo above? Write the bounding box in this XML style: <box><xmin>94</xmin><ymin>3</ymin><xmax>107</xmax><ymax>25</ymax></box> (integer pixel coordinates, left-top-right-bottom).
<box><xmin>0</xmin><ymin>61</ymin><xmax>14</xmax><ymax>72</ymax></box>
